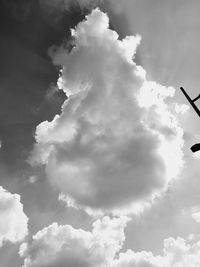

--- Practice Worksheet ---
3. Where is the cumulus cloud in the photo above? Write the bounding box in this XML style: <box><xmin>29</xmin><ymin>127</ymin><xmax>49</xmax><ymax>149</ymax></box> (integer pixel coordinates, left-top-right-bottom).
<box><xmin>114</xmin><ymin>236</ymin><xmax>200</xmax><ymax>267</ymax></box>
<box><xmin>19</xmin><ymin>216</ymin><xmax>128</xmax><ymax>267</ymax></box>
<box><xmin>0</xmin><ymin>186</ymin><xmax>28</xmax><ymax>247</ymax></box>
<box><xmin>30</xmin><ymin>9</ymin><xmax>184</xmax><ymax>214</ymax></box>
<box><xmin>20</xmin><ymin>216</ymin><xmax>200</xmax><ymax>267</ymax></box>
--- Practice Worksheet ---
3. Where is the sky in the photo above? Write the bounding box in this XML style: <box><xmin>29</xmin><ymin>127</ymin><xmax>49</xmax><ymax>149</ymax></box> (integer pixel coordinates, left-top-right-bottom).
<box><xmin>1</xmin><ymin>0</ymin><xmax>200</xmax><ymax>266</ymax></box>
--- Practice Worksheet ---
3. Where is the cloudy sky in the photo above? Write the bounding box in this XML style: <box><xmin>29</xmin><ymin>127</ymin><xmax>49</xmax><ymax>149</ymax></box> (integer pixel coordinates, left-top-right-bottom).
<box><xmin>1</xmin><ymin>0</ymin><xmax>200</xmax><ymax>266</ymax></box>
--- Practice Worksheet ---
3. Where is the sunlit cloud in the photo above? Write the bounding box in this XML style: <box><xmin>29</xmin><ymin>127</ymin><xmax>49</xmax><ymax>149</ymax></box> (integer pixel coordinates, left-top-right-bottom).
<box><xmin>114</xmin><ymin>236</ymin><xmax>200</xmax><ymax>267</ymax></box>
<box><xmin>20</xmin><ymin>216</ymin><xmax>128</xmax><ymax>267</ymax></box>
<box><xmin>0</xmin><ymin>186</ymin><xmax>28</xmax><ymax>247</ymax></box>
<box><xmin>2</xmin><ymin>1</ymin><xmax>200</xmax><ymax>266</ymax></box>
<box><xmin>20</xmin><ymin>215</ymin><xmax>200</xmax><ymax>267</ymax></box>
<box><xmin>30</xmin><ymin>9</ymin><xmax>184</xmax><ymax>215</ymax></box>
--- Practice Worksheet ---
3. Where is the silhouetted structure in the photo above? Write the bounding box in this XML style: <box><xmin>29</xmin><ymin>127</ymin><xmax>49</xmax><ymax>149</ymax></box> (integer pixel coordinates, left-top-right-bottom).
<box><xmin>191</xmin><ymin>143</ymin><xmax>200</xmax><ymax>152</ymax></box>
<box><xmin>180</xmin><ymin>87</ymin><xmax>200</xmax><ymax>153</ymax></box>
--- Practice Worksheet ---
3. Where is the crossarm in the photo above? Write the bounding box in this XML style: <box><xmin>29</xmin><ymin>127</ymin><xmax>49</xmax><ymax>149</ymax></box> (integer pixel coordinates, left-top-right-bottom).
<box><xmin>180</xmin><ymin>87</ymin><xmax>200</xmax><ymax>118</ymax></box>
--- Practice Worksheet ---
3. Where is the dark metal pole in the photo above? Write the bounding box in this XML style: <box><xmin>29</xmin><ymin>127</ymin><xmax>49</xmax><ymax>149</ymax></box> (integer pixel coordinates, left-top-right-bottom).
<box><xmin>180</xmin><ymin>87</ymin><xmax>200</xmax><ymax>152</ymax></box>
<box><xmin>180</xmin><ymin>87</ymin><xmax>200</xmax><ymax>118</ymax></box>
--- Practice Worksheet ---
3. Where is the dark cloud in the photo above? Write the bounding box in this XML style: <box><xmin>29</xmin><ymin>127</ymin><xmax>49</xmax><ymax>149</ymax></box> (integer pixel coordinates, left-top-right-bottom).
<box><xmin>0</xmin><ymin>0</ymin><xmax>87</xmax><ymax>174</ymax></box>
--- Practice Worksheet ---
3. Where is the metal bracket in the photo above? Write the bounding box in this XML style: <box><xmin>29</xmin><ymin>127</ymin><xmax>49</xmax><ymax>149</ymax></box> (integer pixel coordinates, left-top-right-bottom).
<box><xmin>180</xmin><ymin>87</ymin><xmax>200</xmax><ymax>152</ymax></box>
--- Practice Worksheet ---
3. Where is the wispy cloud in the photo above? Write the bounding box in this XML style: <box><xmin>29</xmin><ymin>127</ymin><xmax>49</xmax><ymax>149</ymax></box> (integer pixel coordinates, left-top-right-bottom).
<box><xmin>39</xmin><ymin>0</ymin><xmax>102</xmax><ymax>13</ymax></box>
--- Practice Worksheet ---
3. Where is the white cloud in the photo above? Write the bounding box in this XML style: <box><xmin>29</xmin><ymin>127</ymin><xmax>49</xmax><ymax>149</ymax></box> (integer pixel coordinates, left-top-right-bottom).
<box><xmin>114</xmin><ymin>250</ymin><xmax>163</xmax><ymax>267</ymax></box>
<box><xmin>0</xmin><ymin>186</ymin><xmax>28</xmax><ymax>247</ymax></box>
<box><xmin>174</xmin><ymin>103</ymin><xmax>190</xmax><ymax>115</ymax></box>
<box><xmin>114</xmin><ymin>236</ymin><xmax>200</xmax><ymax>267</ymax></box>
<box><xmin>30</xmin><ymin>9</ymin><xmax>184</xmax><ymax>214</ymax></box>
<box><xmin>20</xmin><ymin>216</ymin><xmax>128</xmax><ymax>267</ymax></box>
<box><xmin>20</xmin><ymin>216</ymin><xmax>200</xmax><ymax>267</ymax></box>
<box><xmin>192</xmin><ymin>211</ymin><xmax>200</xmax><ymax>223</ymax></box>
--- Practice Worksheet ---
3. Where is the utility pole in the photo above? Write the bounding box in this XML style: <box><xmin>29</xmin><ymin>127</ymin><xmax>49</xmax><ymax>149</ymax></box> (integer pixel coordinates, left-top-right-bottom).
<box><xmin>180</xmin><ymin>87</ymin><xmax>200</xmax><ymax>117</ymax></box>
<box><xmin>180</xmin><ymin>87</ymin><xmax>200</xmax><ymax>152</ymax></box>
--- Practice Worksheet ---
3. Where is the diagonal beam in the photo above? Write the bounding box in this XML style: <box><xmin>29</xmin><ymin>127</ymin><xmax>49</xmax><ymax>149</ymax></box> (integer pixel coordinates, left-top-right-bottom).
<box><xmin>180</xmin><ymin>87</ymin><xmax>200</xmax><ymax>118</ymax></box>
<box><xmin>192</xmin><ymin>94</ymin><xmax>200</xmax><ymax>102</ymax></box>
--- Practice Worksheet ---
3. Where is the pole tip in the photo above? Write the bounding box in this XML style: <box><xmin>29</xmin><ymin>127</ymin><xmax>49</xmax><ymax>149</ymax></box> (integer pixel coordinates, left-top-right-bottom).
<box><xmin>191</xmin><ymin>143</ymin><xmax>200</xmax><ymax>153</ymax></box>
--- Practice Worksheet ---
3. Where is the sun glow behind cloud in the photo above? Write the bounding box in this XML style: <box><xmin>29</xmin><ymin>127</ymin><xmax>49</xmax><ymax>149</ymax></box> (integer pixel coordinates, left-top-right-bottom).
<box><xmin>14</xmin><ymin>3</ymin><xmax>200</xmax><ymax>267</ymax></box>
<box><xmin>30</xmin><ymin>9</ymin><xmax>184</xmax><ymax>215</ymax></box>
<box><xmin>2</xmin><ymin>1</ymin><xmax>200</xmax><ymax>267</ymax></box>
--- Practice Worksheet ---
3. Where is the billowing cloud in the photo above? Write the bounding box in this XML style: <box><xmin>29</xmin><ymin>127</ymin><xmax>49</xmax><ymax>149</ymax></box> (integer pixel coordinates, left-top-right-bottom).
<box><xmin>20</xmin><ymin>216</ymin><xmax>200</xmax><ymax>267</ymax></box>
<box><xmin>30</xmin><ymin>9</ymin><xmax>184</xmax><ymax>214</ymax></box>
<box><xmin>114</xmin><ymin>236</ymin><xmax>200</xmax><ymax>267</ymax></box>
<box><xmin>0</xmin><ymin>186</ymin><xmax>28</xmax><ymax>247</ymax></box>
<box><xmin>19</xmin><ymin>216</ymin><xmax>128</xmax><ymax>267</ymax></box>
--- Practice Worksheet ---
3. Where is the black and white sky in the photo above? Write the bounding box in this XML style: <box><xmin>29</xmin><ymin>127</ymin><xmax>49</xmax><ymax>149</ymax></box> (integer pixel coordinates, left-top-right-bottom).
<box><xmin>1</xmin><ymin>1</ymin><xmax>200</xmax><ymax>267</ymax></box>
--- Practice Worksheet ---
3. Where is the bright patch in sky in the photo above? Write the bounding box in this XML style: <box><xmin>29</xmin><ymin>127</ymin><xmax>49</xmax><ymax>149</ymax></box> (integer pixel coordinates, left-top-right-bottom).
<box><xmin>0</xmin><ymin>186</ymin><xmax>28</xmax><ymax>247</ymax></box>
